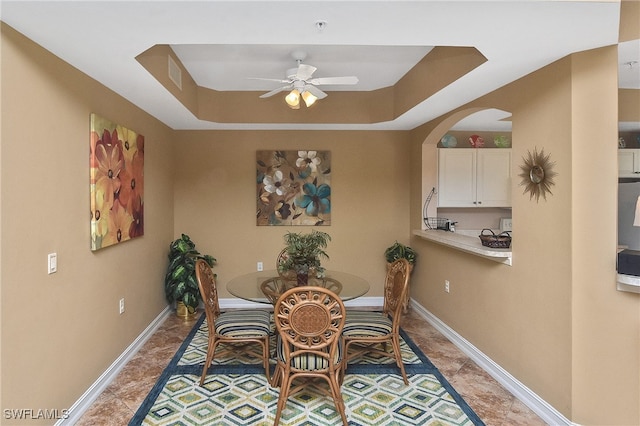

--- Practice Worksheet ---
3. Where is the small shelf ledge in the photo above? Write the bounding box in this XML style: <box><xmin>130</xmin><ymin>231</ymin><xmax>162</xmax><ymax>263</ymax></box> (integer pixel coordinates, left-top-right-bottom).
<box><xmin>616</xmin><ymin>273</ymin><xmax>640</xmax><ymax>294</ymax></box>
<box><xmin>413</xmin><ymin>229</ymin><xmax>512</xmax><ymax>266</ymax></box>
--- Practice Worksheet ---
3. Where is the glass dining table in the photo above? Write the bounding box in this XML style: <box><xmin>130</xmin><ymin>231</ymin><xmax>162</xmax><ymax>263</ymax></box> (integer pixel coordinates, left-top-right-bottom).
<box><xmin>226</xmin><ymin>269</ymin><xmax>370</xmax><ymax>304</ymax></box>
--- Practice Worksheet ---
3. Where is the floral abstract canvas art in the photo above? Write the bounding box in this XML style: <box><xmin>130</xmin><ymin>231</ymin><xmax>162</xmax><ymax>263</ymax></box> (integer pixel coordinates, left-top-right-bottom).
<box><xmin>90</xmin><ymin>113</ymin><xmax>144</xmax><ymax>250</ymax></box>
<box><xmin>257</xmin><ymin>150</ymin><xmax>331</xmax><ymax>226</ymax></box>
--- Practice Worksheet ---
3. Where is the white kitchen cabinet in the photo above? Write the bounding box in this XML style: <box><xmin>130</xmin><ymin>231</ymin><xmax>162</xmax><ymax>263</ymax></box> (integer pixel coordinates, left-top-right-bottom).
<box><xmin>618</xmin><ymin>149</ymin><xmax>640</xmax><ymax>177</ymax></box>
<box><xmin>438</xmin><ymin>148</ymin><xmax>511</xmax><ymax>207</ymax></box>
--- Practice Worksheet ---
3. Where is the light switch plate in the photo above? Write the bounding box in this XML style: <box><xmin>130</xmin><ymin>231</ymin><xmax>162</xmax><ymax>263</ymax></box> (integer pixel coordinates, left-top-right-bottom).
<box><xmin>500</xmin><ymin>218</ymin><xmax>513</xmax><ymax>232</ymax></box>
<box><xmin>48</xmin><ymin>253</ymin><xmax>57</xmax><ymax>274</ymax></box>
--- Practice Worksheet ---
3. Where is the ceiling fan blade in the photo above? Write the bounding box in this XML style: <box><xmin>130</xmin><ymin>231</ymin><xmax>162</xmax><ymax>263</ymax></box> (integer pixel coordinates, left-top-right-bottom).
<box><xmin>309</xmin><ymin>76</ymin><xmax>359</xmax><ymax>85</ymax></box>
<box><xmin>303</xmin><ymin>85</ymin><xmax>327</xmax><ymax>99</ymax></box>
<box><xmin>259</xmin><ymin>85</ymin><xmax>291</xmax><ymax>98</ymax></box>
<box><xmin>248</xmin><ymin>77</ymin><xmax>291</xmax><ymax>84</ymax></box>
<box><xmin>295</xmin><ymin>64</ymin><xmax>317</xmax><ymax>81</ymax></box>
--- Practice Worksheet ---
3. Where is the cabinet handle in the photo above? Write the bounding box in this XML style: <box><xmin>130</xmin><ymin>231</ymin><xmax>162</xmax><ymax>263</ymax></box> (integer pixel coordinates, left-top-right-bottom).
<box><xmin>478</xmin><ymin>201</ymin><xmax>482</xmax><ymax>204</ymax></box>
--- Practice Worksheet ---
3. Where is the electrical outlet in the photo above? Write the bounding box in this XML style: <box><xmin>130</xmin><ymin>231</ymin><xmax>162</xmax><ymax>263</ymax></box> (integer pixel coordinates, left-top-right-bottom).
<box><xmin>445</xmin><ymin>280</ymin><xmax>450</xmax><ymax>293</ymax></box>
<box><xmin>47</xmin><ymin>253</ymin><xmax>57</xmax><ymax>274</ymax></box>
<box><xmin>119</xmin><ymin>298</ymin><xmax>125</xmax><ymax>314</ymax></box>
<box><xmin>257</xmin><ymin>261</ymin><xmax>263</xmax><ymax>271</ymax></box>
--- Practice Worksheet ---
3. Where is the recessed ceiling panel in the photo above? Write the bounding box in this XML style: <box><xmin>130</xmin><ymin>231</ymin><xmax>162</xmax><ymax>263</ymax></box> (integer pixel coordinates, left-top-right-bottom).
<box><xmin>170</xmin><ymin>44</ymin><xmax>433</xmax><ymax>91</ymax></box>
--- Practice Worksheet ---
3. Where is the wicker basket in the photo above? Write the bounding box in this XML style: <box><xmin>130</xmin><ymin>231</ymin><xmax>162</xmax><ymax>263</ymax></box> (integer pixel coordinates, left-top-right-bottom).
<box><xmin>478</xmin><ymin>229</ymin><xmax>512</xmax><ymax>248</ymax></box>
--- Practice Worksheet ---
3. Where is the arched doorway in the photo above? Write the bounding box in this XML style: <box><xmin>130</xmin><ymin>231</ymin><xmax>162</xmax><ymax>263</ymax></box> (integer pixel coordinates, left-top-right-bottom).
<box><xmin>421</xmin><ymin>108</ymin><xmax>512</xmax><ymax>231</ymax></box>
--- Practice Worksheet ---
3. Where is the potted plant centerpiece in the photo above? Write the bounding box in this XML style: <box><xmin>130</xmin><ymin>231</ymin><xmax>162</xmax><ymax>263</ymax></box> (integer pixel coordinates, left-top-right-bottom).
<box><xmin>164</xmin><ymin>234</ymin><xmax>216</xmax><ymax>319</ymax></box>
<box><xmin>278</xmin><ymin>230</ymin><xmax>331</xmax><ymax>286</ymax></box>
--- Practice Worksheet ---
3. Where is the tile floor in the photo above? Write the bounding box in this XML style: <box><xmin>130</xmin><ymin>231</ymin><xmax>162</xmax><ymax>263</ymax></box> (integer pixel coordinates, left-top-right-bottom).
<box><xmin>76</xmin><ymin>309</ymin><xmax>547</xmax><ymax>425</ymax></box>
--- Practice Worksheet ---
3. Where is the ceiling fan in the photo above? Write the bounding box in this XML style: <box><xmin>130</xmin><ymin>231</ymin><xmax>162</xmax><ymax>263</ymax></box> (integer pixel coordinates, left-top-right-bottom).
<box><xmin>250</xmin><ymin>51</ymin><xmax>359</xmax><ymax>109</ymax></box>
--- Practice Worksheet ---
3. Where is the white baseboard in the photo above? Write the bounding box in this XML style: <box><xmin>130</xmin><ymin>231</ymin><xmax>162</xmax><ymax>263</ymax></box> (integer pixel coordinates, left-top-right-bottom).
<box><xmin>409</xmin><ymin>300</ymin><xmax>575</xmax><ymax>426</ymax></box>
<box><xmin>56</xmin><ymin>306</ymin><xmax>172</xmax><ymax>425</ymax></box>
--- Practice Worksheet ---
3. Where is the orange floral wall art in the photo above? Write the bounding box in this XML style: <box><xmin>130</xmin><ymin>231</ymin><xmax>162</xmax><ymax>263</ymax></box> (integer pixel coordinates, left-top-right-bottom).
<box><xmin>90</xmin><ymin>114</ymin><xmax>144</xmax><ymax>250</ymax></box>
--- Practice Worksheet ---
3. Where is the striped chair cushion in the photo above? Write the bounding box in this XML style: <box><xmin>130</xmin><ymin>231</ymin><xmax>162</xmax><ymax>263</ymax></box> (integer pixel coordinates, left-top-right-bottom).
<box><xmin>276</xmin><ymin>335</ymin><xmax>343</xmax><ymax>370</ymax></box>
<box><xmin>343</xmin><ymin>310</ymin><xmax>392</xmax><ymax>337</ymax></box>
<box><xmin>215</xmin><ymin>309</ymin><xmax>271</xmax><ymax>337</ymax></box>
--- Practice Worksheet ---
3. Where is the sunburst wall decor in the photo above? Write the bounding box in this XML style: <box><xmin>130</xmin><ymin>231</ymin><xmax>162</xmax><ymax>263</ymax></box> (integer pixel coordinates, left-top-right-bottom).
<box><xmin>518</xmin><ymin>147</ymin><xmax>557</xmax><ymax>202</ymax></box>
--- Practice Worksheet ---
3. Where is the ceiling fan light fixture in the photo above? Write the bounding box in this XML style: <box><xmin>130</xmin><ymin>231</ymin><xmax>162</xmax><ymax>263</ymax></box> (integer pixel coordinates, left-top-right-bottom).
<box><xmin>285</xmin><ymin>89</ymin><xmax>300</xmax><ymax>108</ymax></box>
<box><xmin>301</xmin><ymin>90</ymin><xmax>318</xmax><ymax>107</ymax></box>
<box><xmin>256</xmin><ymin>51</ymin><xmax>358</xmax><ymax>109</ymax></box>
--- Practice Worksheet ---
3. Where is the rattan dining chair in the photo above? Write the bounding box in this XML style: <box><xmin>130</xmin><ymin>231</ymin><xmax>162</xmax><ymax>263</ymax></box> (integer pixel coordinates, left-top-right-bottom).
<box><xmin>321</xmin><ymin>277</ymin><xmax>343</xmax><ymax>295</ymax></box>
<box><xmin>261</xmin><ymin>276</ymin><xmax>343</xmax><ymax>304</ymax></box>
<box><xmin>260</xmin><ymin>277</ymin><xmax>288</xmax><ymax>305</ymax></box>
<box><xmin>271</xmin><ymin>286</ymin><xmax>348</xmax><ymax>426</ymax></box>
<box><xmin>275</xmin><ymin>248</ymin><xmax>296</xmax><ymax>281</ymax></box>
<box><xmin>275</xmin><ymin>248</ymin><xmax>288</xmax><ymax>271</ymax></box>
<box><xmin>342</xmin><ymin>258</ymin><xmax>411</xmax><ymax>385</ymax></box>
<box><xmin>195</xmin><ymin>259</ymin><xmax>272</xmax><ymax>386</ymax></box>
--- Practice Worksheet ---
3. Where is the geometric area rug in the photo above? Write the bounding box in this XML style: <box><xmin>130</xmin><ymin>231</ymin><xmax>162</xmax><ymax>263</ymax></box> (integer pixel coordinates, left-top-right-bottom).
<box><xmin>129</xmin><ymin>313</ymin><xmax>485</xmax><ymax>425</ymax></box>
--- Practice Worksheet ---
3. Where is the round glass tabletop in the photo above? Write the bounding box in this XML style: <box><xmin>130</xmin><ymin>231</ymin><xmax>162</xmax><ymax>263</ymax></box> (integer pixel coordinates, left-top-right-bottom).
<box><xmin>226</xmin><ymin>269</ymin><xmax>370</xmax><ymax>304</ymax></box>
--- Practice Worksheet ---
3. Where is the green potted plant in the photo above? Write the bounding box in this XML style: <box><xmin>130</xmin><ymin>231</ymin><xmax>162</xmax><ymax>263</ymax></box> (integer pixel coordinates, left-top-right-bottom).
<box><xmin>278</xmin><ymin>230</ymin><xmax>331</xmax><ymax>285</ymax></box>
<box><xmin>384</xmin><ymin>241</ymin><xmax>417</xmax><ymax>267</ymax></box>
<box><xmin>164</xmin><ymin>234</ymin><xmax>216</xmax><ymax>318</ymax></box>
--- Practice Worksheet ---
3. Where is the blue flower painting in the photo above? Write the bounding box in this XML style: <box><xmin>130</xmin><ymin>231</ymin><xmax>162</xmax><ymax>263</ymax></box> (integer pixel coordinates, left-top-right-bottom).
<box><xmin>257</xmin><ymin>150</ymin><xmax>331</xmax><ymax>226</ymax></box>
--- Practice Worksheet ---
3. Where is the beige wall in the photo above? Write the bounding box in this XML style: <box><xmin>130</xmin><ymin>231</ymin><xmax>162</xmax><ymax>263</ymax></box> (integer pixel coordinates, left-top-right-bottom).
<box><xmin>171</xmin><ymin>130</ymin><xmax>411</xmax><ymax>298</ymax></box>
<box><xmin>569</xmin><ymin>47</ymin><xmax>624</xmax><ymax>424</ymax></box>
<box><xmin>409</xmin><ymin>46</ymin><xmax>640</xmax><ymax>425</ymax></box>
<box><xmin>619</xmin><ymin>89</ymin><xmax>640</xmax><ymax>124</ymax></box>
<box><xmin>1</xmin><ymin>23</ymin><xmax>175</xmax><ymax>422</ymax></box>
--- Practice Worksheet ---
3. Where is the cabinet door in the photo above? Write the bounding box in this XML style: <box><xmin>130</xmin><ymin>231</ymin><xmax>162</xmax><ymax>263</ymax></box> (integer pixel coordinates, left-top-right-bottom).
<box><xmin>438</xmin><ymin>149</ymin><xmax>476</xmax><ymax>207</ymax></box>
<box><xmin>477</xmin><ymin>149</ymin><xmax>511</xmax><ymax>207</ymax></box>
<box><xmin>618</xmin><ymin>150</ymin><xmax>640</xmax><ymax>177</ymax></box>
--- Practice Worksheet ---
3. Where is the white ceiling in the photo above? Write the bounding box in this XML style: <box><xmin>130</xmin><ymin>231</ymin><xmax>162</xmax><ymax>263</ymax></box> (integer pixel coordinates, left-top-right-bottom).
<box><xmin>0</xmin><ymin>1</ymin><xmax>633</xmax><ymax>131</ymax></box>
<box><xmin>173</xmin><ymin>44</ymin><xmax>435</xmax><ymax>92</ymax></box>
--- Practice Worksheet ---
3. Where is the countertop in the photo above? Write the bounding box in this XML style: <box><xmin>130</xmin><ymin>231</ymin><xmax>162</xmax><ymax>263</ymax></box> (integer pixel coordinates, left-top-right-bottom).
<box><xmin>414</xmin><ymin>230</ymin><xmax>639</xmax><ymax>292</ymax></box>
<box><xmin>413</xmin><ymin>229</ymin><xmax>512</xmax><ymax>265</ymax></box>
<box><xmin>617</xmin><ymin>273</ymin><xmax>640</xmax><ymax>293</ymax></box>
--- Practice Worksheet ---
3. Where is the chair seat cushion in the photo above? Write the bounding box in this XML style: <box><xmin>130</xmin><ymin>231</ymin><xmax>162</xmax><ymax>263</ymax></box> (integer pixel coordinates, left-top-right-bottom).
<box><xmin>276</xmin><ymin>335</ymin><xmax>343</xmax><ymax>370</ymax></box>
<box><xmin>215</xmin><ymin>309</ymin><xmax>271</xmax><ymax>337</ymax></box>
<box><xmin>343</xmin><ymin>310</ymin><xmax>392</xmax><ymax>337</ymax></box>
